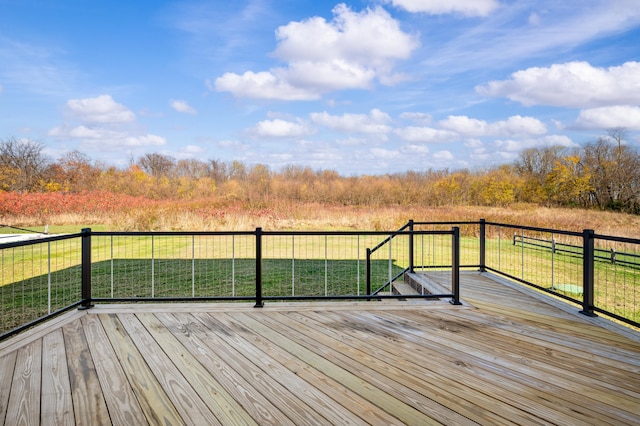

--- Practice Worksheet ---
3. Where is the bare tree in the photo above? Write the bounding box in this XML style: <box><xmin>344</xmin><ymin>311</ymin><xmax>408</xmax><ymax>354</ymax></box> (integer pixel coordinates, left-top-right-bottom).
<box><xmin>173</xmin><ymin>158</ymin><xmax>211</xmax><ymax>179</ymax></box>
<box><xmin>57</xmin><ymin>150</ymin><xmax>98</xmax><ymax>191</ymax></box>
<box><xmin>0</xmin><ymin>137</ymin><xmax>50</xmax><ymax>192</ymax></box>
<box><xmin>582</xmin><ymin>128</ymin><xmax>640</xmax><ymax>212</ymax></box>
<box><xmin>209</xmin><ymin>159</ymin><xmax>230</xmax><ymax>183</ymax></box>
<box><xmin>137</xmin><ymin>153</ymin><xmax>175</xmax><ymax>178</ymax></box>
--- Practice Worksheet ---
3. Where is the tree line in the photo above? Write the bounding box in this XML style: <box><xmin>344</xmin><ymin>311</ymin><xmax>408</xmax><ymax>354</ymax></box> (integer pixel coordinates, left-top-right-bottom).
<box><xmin>1</xmin><ymin>129</ymin><xmax>639</xmax><ymax>213</ymax></box>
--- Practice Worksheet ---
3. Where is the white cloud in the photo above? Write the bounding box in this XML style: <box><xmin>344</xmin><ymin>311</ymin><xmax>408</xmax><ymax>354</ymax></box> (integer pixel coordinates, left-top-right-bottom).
<box><xmin>66</xmin><ymin>94</ymin><xmax>135</xmax><ymax>123</ymax></box>
<box><xmin>183</xmin><ymin>145</ymin><xmax>204</xmax><ymax>154</ymax></box>
<box><xmin>395</xmin><ymin>114</ymin><xmax>546</xmax><ymax>143</ymax></box>
<box><xmin>310</xmin><ymin>109</ymin><xmax>392</xmax><ymax>134</ymax></box>
<box><xmin>50</xmin><ymin>95</ymin><xmax>167</xmax><ymax>150</ymax></box>
<box><xmin>371</xmin><ymin>147</ymin><xmax>401</xmax><ymax>159</ymax></box>
<box><xmin>487</xmin><ymin>116</ymin><xmax>538</xmax><ymax>136</ymax></box>
<box><xmin>575</xmin><ymin>105</ymin><xmax>640</xmax><ymax>130</ymax></box>
<box><xmin>337</xmin><ymin>137</ymin><xmax>366</xmax><ymax>146</ymax></box>
<box><xmin>433</xmin><ymin>150</ymin><xmax>454</xmax><ymax>161</ymax></box>
<box><xmin>49</xmin><ymin>125</ymin><xmax>165</xmax><ymax>147</ymax></box>
<box><xmin>274</xmin><ymin>4</ymin><xmax>417</xmax><ymax>66</ymax></box>
<box><xmin>394</xmin><ymin>126</ymin><xmax>458</xmax><ymax>143</ymax></box>
<box><xmin>400</xmin><ymin>112</ymin><xmax>432</xmax><ymax>125</ymax></box>
<box><xmin>214</xmin><ymin>4</ymin><xmax>418</xmax><ymax>100</ymax></box>
<box><xmin>494</xmin><ymin>135</ymin><xmax>576</xmax><ymax>152</ymax></box>
<box><xmin>401</xmin><ymin>144</ymin><xmax>430</xmax><ymax>154</ymax></box>
<box><xmin>477</xmin><ymin>61</ymin><xmax>640</xmax><ymax>108</ymax></box>
<box><xmin>251</xmin><ymin>119</ymin><xmax>314</xmax><ymax>138</ymax></box>
<box><xmin>465</xmin><ymin>139</ymin><xmax>483</xmax><ymax>148</ymax></box>
<box><xmin>212</xmin><ymin>71</ymin><xmax>321</xmax><ymax>101</ymax></box>
<box><xmin>125</xmin><ymin>135</ymin><xmax>166</xmax><ymax>147</ymax></box>
<box><xmin>385</xmin><ymin>0</ymin><xmax>499</xmax><ymax>17</ymax></box>
<box><xmin>528</xmin><ymin>12</ymin><xmax>541</xmax><ymax>26</ymax></box>
<box><xmin>441</xmin><ymin>115</ymin><xmax>547</xmax><ymax>137</ymax></box>
<box><xmin>171</xmin><ymin>99</ymin><xmax>197</xmax><ymax>115</ymax></box>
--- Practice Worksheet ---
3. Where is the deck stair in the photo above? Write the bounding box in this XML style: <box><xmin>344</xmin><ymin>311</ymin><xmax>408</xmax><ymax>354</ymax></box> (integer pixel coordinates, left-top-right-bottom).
<box><xmin>402</xmin><ymin>271</ymin><xmax>451</xmax><ymax>297</ymax></box>
<box><xmin>391</xmin><ymin>282</ymin><xmax>419</xmax><ymax>295</ymax></box>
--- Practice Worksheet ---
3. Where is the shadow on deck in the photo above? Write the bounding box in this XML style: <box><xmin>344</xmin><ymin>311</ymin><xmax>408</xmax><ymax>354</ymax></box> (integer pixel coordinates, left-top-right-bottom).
<box><xmin>1</xmin><ymin>272</ymin><xmax>639</xmax><ymax>425</ymax></box>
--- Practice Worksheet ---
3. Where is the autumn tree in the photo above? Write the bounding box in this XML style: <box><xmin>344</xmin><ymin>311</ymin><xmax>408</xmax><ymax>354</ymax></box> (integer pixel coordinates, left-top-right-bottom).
<box><xmin>0</xmin><ymin>137</ymin><xmax>50</xmax><ymax>192</ymax></box>
<box><xmin>544</xmin><ymin>154</ymin><xmax>592</xmax><ymax>207</ymax></box>
<box><xmin>471</xmin><ymin>165</ymin><xmax>521</xmax><ymax>206</ymax></box>
<box><xmin>515</xmin><ymin>146</ymin><xmax>566</xmax><ymax>205</ymax></box>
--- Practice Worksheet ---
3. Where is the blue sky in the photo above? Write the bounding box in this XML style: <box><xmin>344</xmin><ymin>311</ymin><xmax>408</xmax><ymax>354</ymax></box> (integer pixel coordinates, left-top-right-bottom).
<box><xmin>1</xmin><ymin>0</ymin><xmax>639</xmax><ymax>175</ymax></box>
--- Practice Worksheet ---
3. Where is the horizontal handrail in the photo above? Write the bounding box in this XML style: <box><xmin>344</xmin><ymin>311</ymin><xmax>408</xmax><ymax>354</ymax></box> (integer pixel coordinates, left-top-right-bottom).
<box><xmin>484</xmin><ymin>221</ymin><xmax>582</xmax><ymax>237</ymax></box>
<box><xmin>0</xmin><ymin>232</ymin><xmax>83</xmax><ymax>249</ymax></box>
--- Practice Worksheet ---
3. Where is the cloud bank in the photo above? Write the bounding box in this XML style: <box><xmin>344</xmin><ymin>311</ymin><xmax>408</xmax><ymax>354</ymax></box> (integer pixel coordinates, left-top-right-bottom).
<box><xmin>214</xmin><ymin>4</ymin><xmax>419</xmax><ymax>100</ymax></box>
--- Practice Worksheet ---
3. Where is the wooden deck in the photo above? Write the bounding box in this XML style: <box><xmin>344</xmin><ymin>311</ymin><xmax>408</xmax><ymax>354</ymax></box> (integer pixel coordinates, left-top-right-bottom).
<box><xmin>1</xmin><ymin>272</ymin><xmax>639</xmax><ymax>425</ymax></box>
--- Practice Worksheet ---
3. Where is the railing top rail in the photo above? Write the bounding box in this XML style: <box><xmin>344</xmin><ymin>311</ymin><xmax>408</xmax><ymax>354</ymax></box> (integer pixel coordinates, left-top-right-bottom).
<box><xmin>0</xmin><ymin>232</ymin><xmax>83</xmax><ymax>249</ymax></box>
<box><xmin>593</xmin><ymin>233</ymin><xmax>640</xmax><ymax>245</ymax></box>
<box><xmin>484</xmin><ymin>221</ymin><xmax>583</xmax><ymax>237</ymax></box>
<box><xmin>412</xmin><ymin>221</ymin><xmax>480</xmax><ymax>226</ymax></box>
<box><xmin>368</xmin><ymin>229</ymin><xmax>454</xmax><ymax>254</ymax></box>
<box><xmin>92</xmin><ymin>230</ymin><xmax>256</xmax><ymax>237</ymax></box>
<box><xmin>91</xmin><ymin>229</ymin><xmax>452</xmax><ymax>238</ymax></box>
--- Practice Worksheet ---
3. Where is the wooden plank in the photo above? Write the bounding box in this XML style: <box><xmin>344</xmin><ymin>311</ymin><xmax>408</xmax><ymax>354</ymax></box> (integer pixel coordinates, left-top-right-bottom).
<box><xmin>441</xmin><ymin>307</ymin><xmax>640</xmax><ymax>370</ymax></box>
<box><xmin>41</xmin><ymin>329</ymin><xmax>73</xmax><ymax>426</ymax></box>
<box><xmin>0</xmin><ymin>310</ymin><xmax>86</xmax><ymax>358</ymax></box>
<box><xmin>461</xmin><ymin>295</ymin><xmax>640</xmax><ymax>348</ymax></box>
<box><xmin>136</xmin><ymin>313</ymin><xmax>258</xmax><ymax>426</ymax></box>
<box><xmin>0</xmin><ymin>351</ymin><xmax>17</xmax><ymax>423</ymax></box>
<box><xmin>5</xmin><ymin>339</ymin><xmax>41</xmax><ymax>426</ymax></box>
<box><xmin>62</xmin><ymin>318</ymin><xmax>111</xmax><ymax>425</ymax></box>
<box><xmin>368</xmin><ymin>309</ymin><xmax>640</xmax><ymax>424</ymax></box>
<box><xmin>214</xmin><ymin>310</ymin><xmax>428</xmax><ymax>425</ymax></box>
<box><xmin>86</xmin><ymin>300</ymin><xmax>450</xmax><ymax>315</ymax></box>
<box><xmin>184</xmin><ymin>312</ymin><xmax>325</xmax><ymax>425</ymax></box>
<box><xmin>155</xmin><ymin>312</ymin><xmax>293</xmax><ymax>426</ymax></box>
<box><xmin>116</xmin><ymin>313</ymin><xmax>222</xmax><ymax>425</ymax></box>
<box><xmin>275</xmin><ymin>309</ymin><xmax>535</xmax><ymax>426</ymax></box>
<box><xmin>99</xmin><ymin>313</ymin><xmax>184</xmax><ymax>426</ymax></box>
<box><xmin>236</xmin><ymin>311</ymin><xmax>445</xmax><ymax>426</ymax></box>
<box><xmin>430</xmin><ymin>310</ymin><xmax>640</xmax><ymax>406</ymax></box>
<box><xmin>291</xmin><ymin>309</ymin><xmax>537</xmax><ymax>425</ymax></box>
<box><xmin>194</xmin><ymin>312</ymin><xmax>367</xmax><ymax>425</ymax></box>
<box><xmin>81</xmin><ymin>315</ymin><xmax>147</xmax><ymax>426</ymax></box>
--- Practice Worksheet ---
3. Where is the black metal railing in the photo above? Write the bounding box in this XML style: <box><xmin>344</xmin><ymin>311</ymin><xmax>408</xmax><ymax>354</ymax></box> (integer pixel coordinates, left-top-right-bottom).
<box><xmin>2</xmin><ymin>218</ymin><xmax>639</xmax><ymax>340</ymax></box>
<box><xmin>1</xmin><ymin>226</ymin><xmax>460</xmax><ymax>339</ymax></box>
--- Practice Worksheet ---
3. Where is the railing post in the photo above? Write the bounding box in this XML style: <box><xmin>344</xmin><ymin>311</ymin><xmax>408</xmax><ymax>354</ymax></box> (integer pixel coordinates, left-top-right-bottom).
<box><xmin>450</xmin><ymin>226</ymin><xmax>462</xmax><ymax>305</ymax></box>
<box><xmin>580</xmin><ymin>229</ymin><xmax>597</xmax><ymax>317</ymax></box>
<box><xmin>79</xmin><ymin>228</ymin><xmax>94</xmax><ymax>310</ymax></box>
<box><xmin>408</xmin><ymin>219</ymin><xmax>414</xmax><ymax>273</ymax></box>
<box><xmin>479</xmin><ymin>218</ymin><xmax>486</xmax><ymax>272</ymax></box>
<box><xmin>255</xmin><ymin>227</ymin><xmax>263</xmax><ymax>307</ymax></box>
<box><xmin>366</xmin><ymin>248</ymin><xmax>372</xmax><ymax>298</ymax></box>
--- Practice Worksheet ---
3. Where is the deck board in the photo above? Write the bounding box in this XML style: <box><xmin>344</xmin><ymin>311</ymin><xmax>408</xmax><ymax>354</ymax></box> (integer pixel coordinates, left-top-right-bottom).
<box><xmin>1</xmin><ymin>272</ymin><xmax>639</xmax><ymax>425</ymax></box>
<box><xmin>100</xmin><ymin>313</ymin><xmax>184</xmax><ymax>425</ymax></box>
<box><xmin>41</xmin><ymin>329</ymin><xmax>73</xmax><ymax>426</ymax></box>
<box><xmin>6</xmin><ymin>339</ymin><xmax>41</xmax><ymax>426</ymax></box>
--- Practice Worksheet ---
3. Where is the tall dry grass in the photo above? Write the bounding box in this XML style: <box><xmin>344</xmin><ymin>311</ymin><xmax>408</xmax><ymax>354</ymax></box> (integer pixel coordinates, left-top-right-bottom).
<box><xmin>6</xmin><ymin>201</ymin><xmax>637</xmax><ymax>239</ymax></box>
<box><xmin>1</xmin><ymin>188</ymin><xmax>638</xmax><ymax>237</ymax></box>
